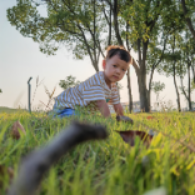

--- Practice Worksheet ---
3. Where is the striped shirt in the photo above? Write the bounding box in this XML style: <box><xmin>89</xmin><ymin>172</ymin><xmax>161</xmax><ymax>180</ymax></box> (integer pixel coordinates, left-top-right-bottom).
<box><xmin>53</xmin><ymin>71</ymin><xmax>120</xmax><ymax>112</ymax></box>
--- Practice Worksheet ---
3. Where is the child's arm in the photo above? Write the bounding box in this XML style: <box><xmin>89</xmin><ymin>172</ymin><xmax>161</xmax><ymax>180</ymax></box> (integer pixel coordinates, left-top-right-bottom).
<box><xmin>113</xmin><ymin>103</ymin><xmax>124</xmax><ymax>116</ymax></box>
<box><xmin>96</xmin><ymin>100</ymin><xmax>111</xmax><ymax>118</ymax></box>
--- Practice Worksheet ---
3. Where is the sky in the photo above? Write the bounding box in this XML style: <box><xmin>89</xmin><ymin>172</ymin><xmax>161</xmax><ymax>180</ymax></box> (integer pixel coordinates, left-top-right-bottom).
<box><xmin>0</xmin><ymin>0</ymin><xmax>194</xmax><ymax>110</ymax></box>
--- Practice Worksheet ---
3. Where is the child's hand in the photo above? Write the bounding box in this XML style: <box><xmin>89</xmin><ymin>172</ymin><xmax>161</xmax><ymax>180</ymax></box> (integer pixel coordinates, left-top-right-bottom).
<box><xmin>116</xmin><ymin>115</ymin><xmax>134</xmax><ymax>124</ymax></box>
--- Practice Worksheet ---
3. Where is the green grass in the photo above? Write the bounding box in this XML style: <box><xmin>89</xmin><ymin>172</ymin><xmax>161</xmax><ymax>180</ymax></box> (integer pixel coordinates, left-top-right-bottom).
<box><xmin>0</xmin><ymin>111</ymin><xmax>195</xmax><ymax>195</ymax></box>
<box><xmin>0</xmin><ymin>106</ymin><xmax>27</xmax><ymax>114</ymax></box>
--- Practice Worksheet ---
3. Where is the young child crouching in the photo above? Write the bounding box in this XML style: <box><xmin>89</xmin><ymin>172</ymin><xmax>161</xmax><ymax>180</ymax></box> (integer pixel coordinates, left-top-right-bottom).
<box><xmin>52</xmin><ymin>45</ymin><xmax>133</xmax><ymax>123</ymax></box>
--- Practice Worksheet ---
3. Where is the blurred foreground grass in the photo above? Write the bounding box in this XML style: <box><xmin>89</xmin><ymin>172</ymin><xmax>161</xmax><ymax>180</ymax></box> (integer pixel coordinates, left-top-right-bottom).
<box><xmin>0</xmin><ymin>110</ymin><xmax>195</xmax><ymax>195</ymax></box>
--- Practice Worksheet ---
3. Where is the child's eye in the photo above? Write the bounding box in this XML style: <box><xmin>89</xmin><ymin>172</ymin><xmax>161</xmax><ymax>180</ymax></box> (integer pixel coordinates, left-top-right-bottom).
<box><xmin>113</xmin><ymin>65</ymin><xmax>117</xmax><ymax>68</ymax></box>
<box><xmin>122</xmin><ymin>69</ymin><xmax>126</xmax><ymax>72</ymax></box>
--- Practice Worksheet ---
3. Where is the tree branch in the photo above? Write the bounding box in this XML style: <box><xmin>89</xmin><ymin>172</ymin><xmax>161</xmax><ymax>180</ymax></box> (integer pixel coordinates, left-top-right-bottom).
<box><xmin>126</xmin><ymin>21</ymin><xmax>131</xmax><ymax>52</ymax></box>
<box><xmin>113</xmin><ymin>0</ymin><xmax>123</xmax><ymax>46</ymax></box>
<box><xmin>180</xmin><ymin>75</ymin><xmax>190</xmax><ymax>102</ymax></box>
<box><xmin>181</xmin><ymin>0</ymin><xmax>195</xmax><ymax>40</ymax></box>
<box><xmin>131</xmin><ymin>57</ymin><xmax>140</xmax><ymax>75</ymax></box>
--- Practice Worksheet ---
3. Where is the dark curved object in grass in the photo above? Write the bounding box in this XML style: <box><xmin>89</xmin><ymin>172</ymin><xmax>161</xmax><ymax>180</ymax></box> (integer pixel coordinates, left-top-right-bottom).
<box><xmin>8</xmin><ymin>121</ymin><xmax>108</xmax><ymax>195</ymax></box>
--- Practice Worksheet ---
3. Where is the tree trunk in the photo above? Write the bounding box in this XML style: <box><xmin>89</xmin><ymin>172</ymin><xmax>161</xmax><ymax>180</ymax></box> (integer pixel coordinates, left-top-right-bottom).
<box><xmin>191</xmin><ymin>63</ymin><xmax>195</xmax><ymax>84</ymax></box>
<box><xmin>113</xmin><ymin>0</ymin><xmax>123</xmax><ymax>46</ymax></box>
<box><xmin>125</xmin><ymin>21</ymin><xmax>133</xmax><ymax>113</ymax></box>
<box><xmin>173</xmin><ymin>61</ymin><xmax>181</xmax><ymax>112</ymax></box>
<box><xmin>188</xmin><ymin>60</ymin><xmax>192</xmax><ymax>110</ymax></box>
<box><xmin>148</xmin><ymin>67</ymin><xmax>155</xmax><ymax>111</ymax></box>
<box><xmin>137</xmin><ymin>41</ymin><xmax>150</xmax><ymax>112</ymax></box>
<box><xmin>126</xmin><ymin>68</ymin><xmax>133</xmax><ymax>113</ymax></box>
<box><xmin>137</xmin><ymin>72</ymin><xmax>150</xmax><ymax>112</ymax></box>
<box><xmin>180</xmin><ymin>75</ymin><xmax>189</xmax><ymax>102</ymax></box>
<box><xmin>172</xmin><ymin>35</ymin><xmax>181</xmax><ymax>112</ymax></box>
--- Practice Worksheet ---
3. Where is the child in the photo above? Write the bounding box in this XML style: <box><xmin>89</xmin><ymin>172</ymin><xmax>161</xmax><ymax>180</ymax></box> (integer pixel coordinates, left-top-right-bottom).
<box><xmin>52</xmin><ymin>45</ymin><xmax>133</xmax><ymax>123</ymax></box>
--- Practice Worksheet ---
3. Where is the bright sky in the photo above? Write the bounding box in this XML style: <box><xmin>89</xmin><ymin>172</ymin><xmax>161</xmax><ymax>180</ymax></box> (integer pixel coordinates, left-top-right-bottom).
<box><xmin>0</xmin><ymin>0</ymin><xmax>193</xmax><ymax>110</ymax></box>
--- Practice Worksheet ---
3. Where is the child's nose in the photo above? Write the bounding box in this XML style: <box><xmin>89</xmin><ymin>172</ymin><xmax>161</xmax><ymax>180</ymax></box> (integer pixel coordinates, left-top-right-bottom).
<box><xmin>116</xmin><ymin>68</ymin><xmax>121</xmax><ymax>74</ymax></box>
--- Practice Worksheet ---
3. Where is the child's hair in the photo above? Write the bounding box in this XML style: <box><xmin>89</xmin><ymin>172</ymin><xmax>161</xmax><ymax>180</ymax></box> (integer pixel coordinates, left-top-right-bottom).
<box><xmin>105</xmin><ymin>45</ymin><xmax>131</xmax><ymax>63</ymax></box>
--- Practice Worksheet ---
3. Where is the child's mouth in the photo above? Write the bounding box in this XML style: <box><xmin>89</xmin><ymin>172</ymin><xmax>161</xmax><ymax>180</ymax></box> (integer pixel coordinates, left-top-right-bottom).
<box><xmin>113</xmin><ymin>75</ymin><xmax>119</xmax><ymax>80</ymax></box>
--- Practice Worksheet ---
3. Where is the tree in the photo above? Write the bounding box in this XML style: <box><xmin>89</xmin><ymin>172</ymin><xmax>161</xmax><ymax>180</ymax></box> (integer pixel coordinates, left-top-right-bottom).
<box><xmin>111</xmin><ymin>0</ymin><xmax>168</xmax><ymax>112</ymax></box>
<box><xmin>7</xmin><ymin>0</ymin><xmax>135</xmax><ymax>112</ymax></box>
<box><xmin>7</xmin><ymin>0</ymin><xmax>110</xmax><ymax>72</ymax></box>
<box><xmin>9</xmin><ymin>0</ymin><xmax>187</xmax><ymax>113</ymax></box>
<box><xmin>180</xmin><ymin>0</ymin><xmax>195</xmax><ymax>41</ymax></box>
<box><xmin>170</xmin><ymin>26</ymin><xmax>195</xmax><ymax>111</ymax></box>
<box><xmin>156</xmin><ymin>33</ymin><xmax>182</xmax><ymax>112</ymax></box>
<box><xmin>147</xmin><ymin>31</ymin><xmax>168</xmax><ymax>108</ymax></box>
<box><xmin>164</xmin><ymin>0</ymin><xmax>195</xmax><ymax>86</ymax></box>
<box><xmin>0</xmin><ymin>89</ymin><xmax>2</xmax><ymax>93</ymax></box>
<box><xmin>59</xmin><ymin>75</ymin><xmax>80</xmax><ymax>90</ymax></box>
<box><xmin>180</xmin><ymin>79</ymin><xmax>195</xmax><ymax>109</ymax></box>
<box><xmin>153</xmin><ymin>0</ymin><xmax>189</xmax><ymax>112</ymax></box>
<box><xmin>179</xmin><ymin>33</ymin><xmax>195</xmax><ymax>110</ymax></box>
<box><xmin>151</xmin><ymin>81</ymin><xmax>165</xmax><ymax>102</ymax></box>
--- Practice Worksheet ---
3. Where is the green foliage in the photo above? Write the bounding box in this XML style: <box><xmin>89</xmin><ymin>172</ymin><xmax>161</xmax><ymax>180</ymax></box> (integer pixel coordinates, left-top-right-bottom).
<box><xmin>0</xmin><ymin>111</ymin><xmax>195</xmax><ymax>194</ymax></box>
<box><xmin>6</xmin><ymin>0</ymin><xmax>110</xmax><ymax>71</ymax></box>
<box><xmin>59</xmin><ymin>75</ymin><xmax>81</xmax><ymax>90</ymax></box>
<box><xmin>156</xmin><ymin>33</ymin><xmax>183</xmax><ymax>77</ymax></box>
<box><xmin>151</xmin><ymin>81</ymin><xmax>165</xmax><ymax>94</ymax></box>
<box><xmin>0</xmin><ymin>89</ymin><xmax>2</xmax><ymax>94</ymax></box>
<box><xmin>151</xmin><ymin>81</ymin><xmax>165</xmax><ymax>101</ymax></box>
<box><xmin>6</xmin><ymin>0</ymin><xmax>195</xmax><ymax>111</ymax></box>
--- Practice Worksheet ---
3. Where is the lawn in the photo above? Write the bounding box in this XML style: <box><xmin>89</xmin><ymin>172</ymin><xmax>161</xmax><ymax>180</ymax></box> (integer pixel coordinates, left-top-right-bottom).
<box><xmin>0</xmin><ymin>110</ymin><xmax>195</xmax><ymax>195</ymax></box>
<box><xmin>0</xmin><ymin>107</ymin><xmax>27</xmax><ymax>114</ymax></box>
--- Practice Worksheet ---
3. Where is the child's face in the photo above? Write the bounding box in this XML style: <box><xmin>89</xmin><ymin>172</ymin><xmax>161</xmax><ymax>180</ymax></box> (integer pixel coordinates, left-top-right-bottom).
<box><xmin>102</xmin><ymin>55</ymin><xmax>129</xmax><ymax>84</ymax></box>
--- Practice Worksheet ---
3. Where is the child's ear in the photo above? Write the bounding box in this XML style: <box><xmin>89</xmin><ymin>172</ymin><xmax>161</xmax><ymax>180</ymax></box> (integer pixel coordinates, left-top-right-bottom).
<box><xmin>102</xmin><ymin>59</ymin><xmax>106</xmax><ymax>70</ymax></box>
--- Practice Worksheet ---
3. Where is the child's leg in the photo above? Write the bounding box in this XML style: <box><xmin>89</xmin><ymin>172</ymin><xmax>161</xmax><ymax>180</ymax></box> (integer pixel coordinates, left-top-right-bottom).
<box><xmin>49</xmin><ymin>101</ymin><xmax>76</xmax><ymax>118</ymax></box>
<box><xmin>55</xmin><ymin>108</ymin><xmax>76</xmax><ymax>118</ymax></box>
